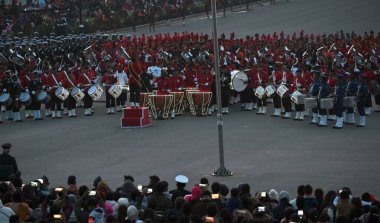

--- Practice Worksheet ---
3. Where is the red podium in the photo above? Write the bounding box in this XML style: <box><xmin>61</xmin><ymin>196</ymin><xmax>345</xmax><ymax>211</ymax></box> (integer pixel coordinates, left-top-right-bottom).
<box><xmin>121</xmin><ymin>107</ymin><xmax>152</xmax><ymax>128</ymax></box>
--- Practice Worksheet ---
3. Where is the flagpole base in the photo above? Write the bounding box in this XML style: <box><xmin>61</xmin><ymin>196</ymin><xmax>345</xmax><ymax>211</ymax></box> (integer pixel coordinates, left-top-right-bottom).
<box><xmin>213</xmin><ymin>166</ymin><xmax>233</xmax><ymax>176</ymax></box>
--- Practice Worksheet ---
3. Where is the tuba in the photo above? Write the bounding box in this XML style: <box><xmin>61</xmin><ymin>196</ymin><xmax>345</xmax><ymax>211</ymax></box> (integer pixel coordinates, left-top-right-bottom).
<box><xmin>83</xmin><ymin>45</ymin><xmax>98</xmax><ymax>67</ymax></box>
<box><xmin>9</xmin><ymin>49</ymin><xmax>25</xmax><ymax>66</ymax></box>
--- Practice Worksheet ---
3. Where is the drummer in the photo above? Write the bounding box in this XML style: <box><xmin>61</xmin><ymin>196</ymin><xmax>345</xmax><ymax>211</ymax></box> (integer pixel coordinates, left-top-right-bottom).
<box><xmin>317</xmin><ymin>73</ymin><xmax>330</xmax><ymax>127</ymax></box>
<box><xmin>291</xmin><ymin>69</ymin><xmax>308</xmax><ymax>121</ymax></box>
<box><xmin>47</xmin><ymin>64</ymin><xmax>65</xmax><ymax>119</ymax></box>
<box><xmin>332</xmin><ymin>72</ymin><xmax>347</xmax><ymax>129</ymax></box>
<box><xmin>281</xmin><ymin>65</ymin><xmax>294</xmax><ymax>119</ymax></box>
<box><xmin>19</xmin><ymin>68</ymin><xmax>33</xmax><ymax>119</ymax></box>
<box><xmin>220</xmin><ymin>65</ymin><xmax>231</xmax><ymax>114</ymax></box>
<box><xmin>241</xmin><ymin>63</ymin><xmax>255</xmax><ymax>111</ymax></box>
<box><xmin>10</xmin><ymin>73</ymin><xmax>23</xmax><ymax>122</ymax></box>
<box><xmin>115</xmin><ymin>63</ymin><xmax>129</xmax><ymax>112</ymax></box>
<box><xmin>78</xmin><ymin>64</ymin><xmax>97</xmax><ymax>116</ymax></box>
<box><xmin>253</xmin><ymin>63</ymin><xmax>269</xmax><ymax>114</ymax></box>
<box><xmin>102</xmin><ymin>64</ymin><xmax>118</xmax><ymax>114</ymax></box>
<box><xmin>29</xmin><ymin>71</ymin><xmax>44</xmax><ymax>120</ymax></box>
<box><xmin>62</xmin><ymin>69</ymin><xmax>79</xmax><ymax>117</ymax></box>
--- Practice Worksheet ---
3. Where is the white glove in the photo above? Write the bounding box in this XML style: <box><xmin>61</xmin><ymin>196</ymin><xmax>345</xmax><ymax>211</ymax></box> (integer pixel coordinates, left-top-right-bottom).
<box><xmin>42</xmin><ymin>85</ymin><xmax>46</xmax><ymax>90</ymax></box>
<box><xmin>48</xmin><ymin>87</ymin><xmax>52</xmax><ymax>91</ymax></box>
<box><xmin>194</xmin><ymin>78</ymin><xmax>198</xmax><ymax>81</ymax></box>
<box><xmin>58</xmin><ymin>67</ymin><xmax>62</xmax><ymax>72</ymax></box>
<box><xmin>77</xmin><ymin>84</ymin><xmax>80</xmax><ymax>87</ymax></box>
<box><xmin>205</xmin><ymin>83</ymin><xmax>209</xmax><ymax>86</ymax></box>
<box><xmin>2</xmin><ymin>89</ymin><xmax>6</xmax><ymax>93</ymax></box>
<box><xmin>167</xmin><ymin>89</ymin><xmax>171</xmax><ymax>93</ymax></box>
<box><xmin>32</xmin><ymin>91</ymin><xmax>36</xmax><ymax>95</ymax></box>
<box><xmin>25</xmin><ymin>88</ymin><xmax>29</xmax><ymax>93</ymax></box>
<box><xmin>59</xmin><ymin>82</ymin><xmax>62</xmax><ymax>85</ymax></box>
<box><xmin>178</xmin><ymin>87</ymin><xmax>182</xmax><ymax>91</ymax></box>
<box><xmin>154</xmin><ymin>83</ymin><xmax>158</xmax><ymax>88</ymax></box>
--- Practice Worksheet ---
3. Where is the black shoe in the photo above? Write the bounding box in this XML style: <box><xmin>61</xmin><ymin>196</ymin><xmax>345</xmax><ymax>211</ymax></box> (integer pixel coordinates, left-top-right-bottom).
<box><xmin>57</xmin><ymin>116</ymin><xmax>63</xmax><ymax>119</ymax></box>
<box><xmin>15</xmin><ymin>120</ymin><xmax>23</xmax><ymax>122</ymax></box>
<box><xmin>271</xmin><ymin>114</ymin><xmax>280</xmax><ymax>117</ymax></box>
<box><xmin>309</xmin><ymin>122</ymin><xmax>318</xmax><ymax>125</ymax></box>
<box><xmin>281</xmin><ymin>116</ymin><xmax>291</xmax><ymax>119</ymax></box>
<box><xmin>35</xmin><ymin>118</ymin><xmax>44</xmax><ymax>121</ymax></box>
<box><xmin>344</xmin><ymin>122</ymin><xmax>355</xmax><ymax>125</ymax></box>
<box><xmin>7</xmin><ymin>118</ymin><xmax>13</xmax><ymax>121</ymax></box>
<box><xmin>356</xmin><ymin>124</ymin><xmax>365</xmax><ymax>127</ymax></box>
<box><xmin>293</xmin><ymin>118</ymin><xmax>299</xmax><ymax>121</ymax></box>
<box><xmin>332</xmin><ymin>126</ymin><xmax>342</xmax><ymax>129</ymax></box>
<box><xmin>84</xmin><ymin>114</ymin><xmax>92</xmax><ymax>116</ymax></box>
<box><xmin>46</xmin><ymin>114</ymin><xmax>52</xmax><ymax>117</ymax></box>
<box><xmin>0</xmin><ymin>121</ymin><xmax>3</xmax><ymax>124</ymax></box>
<box><xmin>317</xmin><ymin>124</ymin><xmax>326</xmax><ymax>127</ymax></box>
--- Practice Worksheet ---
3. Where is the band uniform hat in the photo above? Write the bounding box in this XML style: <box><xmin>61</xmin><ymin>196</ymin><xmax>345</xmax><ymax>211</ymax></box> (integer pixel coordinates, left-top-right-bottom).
<box><xmin>2</xmin><ymin>143</ymin><xmax>11</xmax><ymax>149</ymax></box>
<box><xmin>175</xmin><ymin>175</ymin><xmax>189</xmax><ymax>184</ymax></box>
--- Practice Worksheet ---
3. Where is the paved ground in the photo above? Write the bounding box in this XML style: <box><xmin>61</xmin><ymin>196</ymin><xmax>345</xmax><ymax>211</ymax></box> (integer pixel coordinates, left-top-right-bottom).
<box><xmin>2</xmin><ymin>0</ymin><xmax>380</xmax><ymax>198</ymax></box>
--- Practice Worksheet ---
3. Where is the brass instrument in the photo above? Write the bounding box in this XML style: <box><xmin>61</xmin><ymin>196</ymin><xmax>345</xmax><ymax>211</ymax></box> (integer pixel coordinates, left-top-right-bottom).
<box><xmin>9</xmin><ymin>49</ymin><xmax>25</xmax><ymax>66</ymax></box>
<box><xmin>83</xmin><ymin>45</ymin><xmax>98</xmax><ymax>66</ymax></box>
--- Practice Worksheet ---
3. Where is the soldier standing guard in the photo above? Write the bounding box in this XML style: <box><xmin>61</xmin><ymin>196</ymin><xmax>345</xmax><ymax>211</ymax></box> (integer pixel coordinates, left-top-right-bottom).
<box><xmin>356</xmin><ymin>73</ymin><xmax>369</xmax><ymax>127</ymax></box>
<box><xmin>332</xmin><ymin>72</ymin><xmax>347</xmax><ymax>129</ymax></box>
<box><xmin>317</xmin><ymin>73</ymin><xmax>330</xmax><ymax>127</ymax></box>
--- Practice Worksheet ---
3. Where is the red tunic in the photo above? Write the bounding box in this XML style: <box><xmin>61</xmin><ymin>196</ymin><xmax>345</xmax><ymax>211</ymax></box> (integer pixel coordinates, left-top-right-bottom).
<box><xmin>126</xmin><ymin>61</ymin><xmax>145</xmax><ymax>86</ymax></box>
<box><xmin>101</xmin><ymin>72</ymin><xmax>117</xmax><ymax>91</ymax></box>
<box><xmin>198</xmin><ymin>71</ymin><xmax>213</xmax><ymax>92</ymax></box>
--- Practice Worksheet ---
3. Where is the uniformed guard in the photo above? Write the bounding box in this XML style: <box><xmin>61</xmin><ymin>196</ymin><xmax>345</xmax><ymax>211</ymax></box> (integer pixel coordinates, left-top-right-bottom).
<box><xmin>332</xmin><ymin>72</ymin><xmax>347</xmax><ymax>129</ymax></box>
<box><xmin>356</xmin><ymin>73</ymin><xmax>369</xmax><ymax>127</ymax></box>
<box><xmin>310</xmin><ymin>70</ymin><xmax>321</xmax><ymax>124</ymax></box>
<box><xmin>317</xmin><ymin>73</ymin><xmax>330</xmax><ymax>127</ymax></box>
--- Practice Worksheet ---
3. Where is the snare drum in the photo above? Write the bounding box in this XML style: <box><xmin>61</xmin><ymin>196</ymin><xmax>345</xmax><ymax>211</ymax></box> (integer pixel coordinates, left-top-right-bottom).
<box><xmin>304</xmin><ymin>97</ymin><xmax>318</xmax><ymax>109</ymax></box>
<box><xmin>55</xmin><ymin>86</ymin><xmax>69</xmax><ymax>100</ymax></box>
<box><xmin>277</xmin><ymin>85</ymin><xmax>289</xmax><ymax>98</ymax></box>
<box><xmin>88</xmin><ymin>84</ymin><xmax>103</xmax><ymax>101</ymax></box>
<box><xmin>70</xmin><ymin>87</ymin><xmax>85</xmax><ymax>101</ymax></box>
<box><xmin>343</xmin><ymin>96</ymin><xmax>357</xmax><ymax>108</ymax></box>
<box><xmin>188</xmin><ymin>91</ymin><xmax>212</xmax><ymax>116</ymax></box>
<box><xmin>37</xmin><ymin>91</ymin><xmax>51</xmax><ymax>104</ymax></box>
<box><xmin>19</xmin><ymin>92</ymin><xmax>32</xmax><ymax>106</ymax></box>
<box><xmin>255</xmin><ymin>86</ymin><xmax>265</xmax><ymax>99</ymax></box>
<box><xmin>149</xmin><ymin>95</ymin><xmax>173</xmax><ymax>119</ymax></box>
<box><xmin>291</xmin><ymin>91</ymin><xmax>305</xmax><ymax>104</ymax></box>
<box><xmin>170</xmin><ymin>92</ymin><xmax>184</xmax><ymax>114</ymax></box>
<box><xmin>140</xmin><ymin>92</ymin><xmax>153</xmax><ymax>107</ymax></box>
<box><xmin>108</xmin><ymin>84</ymin><xmax>122</xmax><ymax>99</ymax></box>
<box><xmin>0</xmin><ymin>93</ymin><xmax>12</xmax><ymax>106</ymax></box>
<box><xmin>265</xmin><ymin>85</ymin><xmax>276</xmax><ymax>98</ymax></box>
<box><xmin>321</xmin><ymin>98</ymin><xmax>334</xmax><ymax>109</ymax></box>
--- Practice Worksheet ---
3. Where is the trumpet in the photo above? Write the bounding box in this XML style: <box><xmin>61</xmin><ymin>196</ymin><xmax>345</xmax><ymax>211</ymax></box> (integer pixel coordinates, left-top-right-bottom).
<box><xmin>9</xmin><ymin>49</ymin><xmax>25</xmax><ymax>66</ymax></box>
<box><xmin>115</xmin><ymin>46</ymin><xmax>131</xmax><ymax>63</ymax></box>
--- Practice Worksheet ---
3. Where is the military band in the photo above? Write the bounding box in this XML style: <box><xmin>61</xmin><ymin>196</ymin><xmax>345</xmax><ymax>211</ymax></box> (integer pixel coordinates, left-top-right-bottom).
<box><xmin>0</xmin><ymin>30</ymin><xmax>379</xmax><ymax>129</ymax></box>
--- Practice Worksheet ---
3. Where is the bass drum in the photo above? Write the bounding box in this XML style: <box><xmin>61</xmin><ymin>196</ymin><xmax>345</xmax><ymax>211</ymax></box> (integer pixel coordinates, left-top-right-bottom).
<box><xmin>0</xmin><ymin>93</ymin><xmax>12</xmax><ymax>106</ymax></box>
<box><xmin>230</xmin><ymin>70</ymin><xmax>248</xmax><ymax>92</ymax></box>
<box><xmin>19</xmin><ymin>92</ymin><xmax>32</xmax><ymax>106</ymax></box>
<box><xmin>37</xmin><ymin>91</ymin><xmax>51</xmax><ymax>104</ymax></box>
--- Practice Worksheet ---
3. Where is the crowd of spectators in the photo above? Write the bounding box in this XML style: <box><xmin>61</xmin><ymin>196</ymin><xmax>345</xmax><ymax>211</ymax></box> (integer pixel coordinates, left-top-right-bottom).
<box><xmin>0</xmin><ymin>0</ymin><xmax>257</xmax><ymax>37</ymax></box>
<box><xmin>0</xmin><ymin>174</ymin><xmax>379</xmax><ymax>223</ymax></box>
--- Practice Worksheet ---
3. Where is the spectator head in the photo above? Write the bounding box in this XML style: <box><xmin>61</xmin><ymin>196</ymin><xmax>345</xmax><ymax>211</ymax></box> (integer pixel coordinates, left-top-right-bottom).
<box><xmin>190</xmin><ymin>214</ymin><xmax>202</xmax><ymax>223</ymax></box>
<box><xmin>290</xmin><ymin>213</ymin><xmax>301</xmax><ymax>223</ymax></box>
<box><xmin>106</xmin><ymin>215</ymin><xmax>118</xmax><ymax>223</ymax></box>
<box><xmin>361</xmin><ymin>192</ymin><xmax>371</xmax><ymax>202</ymax></box>
<box><xmin>67</xmin><ymin>175</ymin><xmax>76</xmax><ymax>185</ymax></box>
<box><xmin>237</xmin><ymin>183</ymin><xmax>250</xmax><ymax>197</ymax></box>
<box><xmin>297</xmin><ymin>185</ymin><xmax>305</xmax><ymax>196</ymax></box>
<box><xmin>284</xmin><ymin>207</ymin><xmax>295</xmax><ymax>221</ymax></box>
<box><xmin>305</xmin><ymin>184</ymin><xmax>313</xmax><ymax>195</ymax></box>
<box><xmin>351</xmin><ymin>197</ymin><xmax>362</xmax><ymax>208</ymax></box>
<box><xmin>211</xmin><ymin>182</ymin><xmax>221</xmax><ymax>194</ymax></box>
<box><xmin>268</xmin><ymin>189</ymin><xmax>279</xmax><ymax>202</ymax></box>
<box><xmin>319</xmin><ymin>212</ymin><xmax>330</xmax><ymax>222</ymax></box>
<box><xmin>220</xmin><ymin>184</ymin><xmax>229</xmax><ymax>197</ymax></box>
<box><xmin>127</xmin><ymin>205</ymin><xmax>138</xmax><ymax>221</ymax></box>
<box><xmin>78</xmin><ymin>185</ymin><xmax>89</xmax><ymax>197</ymax></box>
<box><xmin>182</xmin><ymin>202</ymin><xmax>192</xmax><ymax>216</ymax></box>
<box><xmin>296</xmin><ymin>196</ymin><xmax>305</xmax><ymax>210</ymax></box>
<box><xmin>124</xmin><ymin>175</ymin><xmax>135</xmax><ymax>182</ymax></box>
<box><xmin>142</xmin><ymin>208</ymin><xmax>155</xmax><ymax>222</ymax></box>
<box><xmin>279</xmin><ymin>191</ymin><xmax>290</xmax><ymax>203</ymax></box>
<box><xmin>89</xmin><ymin>207</ymin><xmax>105</xmax><ymax>223</ymax></box>
<box><xmin>324</xmin><ymin>190</ymin><xmax>337</xmax><ymax>205</ymax></box>
<box><xmin>93</xmin><ymin>176</ymin><xmax>102</xmax><ymax>188</ymax></box>
<box><xmin>231</xmin><ymin>188</ymin><xmax>240</xmax><ymax>198</ymax></box>
<box><xmin>166</xmin><ymin>208</ymin><xmax>179</xmax><ymax>223</ymax></box>
<box><xmin>338</xmin><ymin>190</ymin><xmax>350</xmax><ymax>200</ymax></box>
<box><xmin>308</xmin><ymin>208</ymin><xmax>319</xmax><ymax>222</ymax></box>
<box><xmin>206</xmin><ymin>202</ymin><xmax>218</xmax><ymax>217</ymax></box>
<box><xmin>1</xmin><ymin>143</ymin><xmax>11</xmax><ymax>153</ymax></box>
<box><xmin>314</xmin><ymin>188</ymin><xmax>324</xmax><ymax>201</ymax></box>
<box><xmin>149</xmin><ymin>175</ymin><xmax>160</xmax><ymax>188</ymax></box>
<box><xmin>105</xmin><ymin>191</ymin><xmax>114</xmax><ymax>201</ymax></box>
<box><xmin>174</xmin><ymin>196</ymin><xmax>185</xmax><ymax>209</ymax></box>
<box><xmin>175</xmin><ymin>175</ymin><xmax>189</xmax><ymax>189</ymax></box>
<box><xmin>155</xmin><ymin>181</ymin><xmax>167</xmax><ymax>193</ymax></box>
<box><xmin>118</xmin><ymin>197</ymin><xmax>129</xmax><ymax>207</ymax></box>
<box><xmin>11</xmin><ymin>190</ymin><xmax>23</xmax><ymax>202</ymax></box>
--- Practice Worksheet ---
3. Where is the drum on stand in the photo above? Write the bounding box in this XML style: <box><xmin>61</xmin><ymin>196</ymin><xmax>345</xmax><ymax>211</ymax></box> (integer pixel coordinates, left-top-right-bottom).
<box><xmin>304</xmin><ymin>97</ymin><xmax>318</xmax><ymax>109</ymax></box>
<box><xmin>188</xmin><ymin>91</ymin><xmax>212</xmax><ymax>116</ymax></box>
<box><xmin>265</xmin><ymin>85</ymin><xmax>276</xmax><ymax>98</ymax></box>
<box><xmin>343</xmin><ymin>96</ymin><xmax>357</xmax><ymax>108</ymax></box>
<box><xmin>183</xmin><ymin>88</ymin><xmax>199</xmax><ymax>112</ymax></box>
<box><xmin>276</xmin><ymin>85</ymin><xmax>290</xmax><ymax>98</ymax></box>
<box><xmin>170</xmin><ymin>92</ymin><xmax>184</xmax><ymax>115</ymax></box>
<box><xmin>0</xmin><ymin>93</ymin><xmax>12</xmax><ymax>106</ymax></box>
<box><xmin>255</xmin><ymin>86</ymin><xmax>266</xmax><ymax>99</ymax></box>
<box><xmin>19</xmin><ymin>92</ymin><xmax>32</xmax><ymax>106</ymax></box>
<box><xmin>291</xmin><ymin>91</ymin><xmax>305</xmax><ymax>104</ymax></box>
<box><xmin>230</xmin><ymin>70</ymin><xmax>248</xmax><ymax>92</ymax></box>
<box><xmin>140</xmin><ymin>92</ymin><xmax>153</xmax><ymax>107</ymax></box>
<box><xmin>149</xmin><ymin>94</ymin><xmax>173</xmax><ymax>119</ymax></box>
<box><xmin>55</xmin><ymin>86</ymin><xmax>69</xmax><ymax>100</ymax></box>
<box><xmin>320</xmin><ymin>98</ymin><xmax>334</xmax><ymax>109</ymax></box>
<box><xmin>70</xmin><ymin>87</ymin><xmax>85</xmax><ymax>101</ymax></box>
<box><xmin>37</xmin><ymin>91</ymin><xmax>51</xmax><ymax>104</ymax></box>
<box><xmin>88</xmin><ymin>84</ymin><xmax>103</xmax><ymax>101</ymax></box>
<box><xmin>108</xmin><ymin>84</ymin><xmax>122</xmax><ymax>99</ymax></box>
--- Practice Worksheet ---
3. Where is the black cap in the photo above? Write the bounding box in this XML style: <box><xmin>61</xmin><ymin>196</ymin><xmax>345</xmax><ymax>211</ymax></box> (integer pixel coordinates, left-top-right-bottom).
<box><xmin>2</xmin><ymin>143</ymin><xmax>11</xmax><ymax>149</ymax></box>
